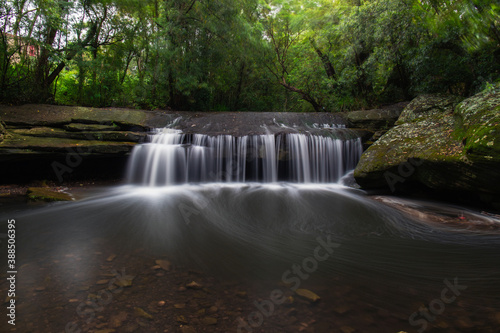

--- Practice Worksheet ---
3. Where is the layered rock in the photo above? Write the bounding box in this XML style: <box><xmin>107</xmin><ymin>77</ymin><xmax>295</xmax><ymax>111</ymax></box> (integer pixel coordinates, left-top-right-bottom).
<box><xmin>343</xmin><ymin>102</ymin><xmax>408</xmax><ymax>131</ymax></box>
<box><xmin>0</xmin><ymin>103</ymin><xmax>405</xmax><ymax>183</ymax></box>
<box><xmin>354</xmin><ymin>91</ymin><xmax>500</xmax><ymax>207</ymax></box>
<box><xmin>0</xmin><ymin>104</ymin><xmax>358</xmax><ymax>182</ymax></box>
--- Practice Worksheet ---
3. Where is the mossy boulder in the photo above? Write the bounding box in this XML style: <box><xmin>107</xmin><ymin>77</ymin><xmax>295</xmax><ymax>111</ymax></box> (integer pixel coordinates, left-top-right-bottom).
<box><xmin>395</xmin><ymin>94</ymin><xmax>463</xmax><ymax>124</ymax></box>
<box><xmin>455</xmin><ymin>90</ymin><xmax>500</xmax><ymax>162</ymax></box>
<box><xmin>27</xmin><ymin>187</ymin><xmax>73</xmax><ymax>202</ymax></box>
<box><xmin>354</xmin><ymin>91</ymin><xmax>500</xmax><ymax>204</ymax></box>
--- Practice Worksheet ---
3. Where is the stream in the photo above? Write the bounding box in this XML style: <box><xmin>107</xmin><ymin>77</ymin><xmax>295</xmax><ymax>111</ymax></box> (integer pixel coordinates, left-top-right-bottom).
<box><xmin>1</xmin><ymin>126</ymin><xmax>499</xmax><ymax>333</ymax></box>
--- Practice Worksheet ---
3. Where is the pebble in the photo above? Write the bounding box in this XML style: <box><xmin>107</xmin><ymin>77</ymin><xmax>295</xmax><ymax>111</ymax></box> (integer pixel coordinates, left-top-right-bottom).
<box><xmin>110</xmin><ymin>311</ymin><xmax>128</xmax><ymax>328</ymax></box>
<box><xmin>134</xmin><ymin>307</ymin><xmax>153</xmax><ymax>320</ymax></box>
<box><xmin>333</xmin><ymin>305</ymin><xmax>350</xmax><ymax>314</ymax></box>
<box><xmin>295</xmin><ymin>289</ymin><xmax>320</xmax><ymax>302</ymax></box>
<box><xmin>155</xmin><ymin>259</ymin><xmax>172</xmax><ymax>271</ymax></box>
<box><xmin>186</xmin><ymin>281</ymin><xmax>203</xmax><ymax>289</ymax></box>
<box><xmin>341</xmin><ymin>326</ymin><xmax>356</xmax><ymax>333</ymax></box>
<box><xmin>235</xmin><ymin>291</ymin><xmax>247</xmax><ymax>299</ymax></box>
<box><xmin>115</xmin><ymin>275</ymin><xmax>135</xmax><ymax>287</ymax></box>
<box><xmin>202</xmin><ymin>317</ymin><xmax>217</xmax><ymax>325</ymax></box>
<box><xmin>123</xmin><ymin>324</ymin><xmax>139</xmax><ymax>332</ymax></box>
<box><xmin>180</xmin><ymin>326</ymin><xmax>197</xmax><ymax>333</ymax></box>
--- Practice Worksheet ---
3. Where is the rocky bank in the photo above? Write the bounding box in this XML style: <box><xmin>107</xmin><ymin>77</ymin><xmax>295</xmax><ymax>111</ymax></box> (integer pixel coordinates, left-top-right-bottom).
<box><xmin>354</xmin><ymin>90</ymin><xmax>500</xmax><ymax>208</ymax></box>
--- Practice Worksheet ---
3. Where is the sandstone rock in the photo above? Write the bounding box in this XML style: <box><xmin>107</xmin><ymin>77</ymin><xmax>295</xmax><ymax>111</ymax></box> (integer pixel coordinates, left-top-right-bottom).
<box><xmin>64</xmin><ymin>123</ymin><xmax>119</xmax><ymax>132</ymax></box>
<box><xmin>354</xmin><ymin>91</ymin><xmax>500</xmax><ymax>206</ymax></box>
<box><xmin>344</xmin><ymin>102</ymin><xmax>408</xmax><ymax>131</ymax></box>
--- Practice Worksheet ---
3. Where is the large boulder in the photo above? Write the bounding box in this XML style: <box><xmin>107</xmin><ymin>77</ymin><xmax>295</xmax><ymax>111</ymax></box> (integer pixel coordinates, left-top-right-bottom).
<box><xmin>354</xmin><ymin>91</ymin><xmax>500</xmax><ymax>206</ymax></box>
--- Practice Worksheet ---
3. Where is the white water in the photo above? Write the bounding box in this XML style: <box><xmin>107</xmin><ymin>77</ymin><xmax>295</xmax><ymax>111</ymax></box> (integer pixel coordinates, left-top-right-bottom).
<box><xmin>126</xmin><ymin>129</ymin><xmax>363</xmax><ymax>186</ymax></box>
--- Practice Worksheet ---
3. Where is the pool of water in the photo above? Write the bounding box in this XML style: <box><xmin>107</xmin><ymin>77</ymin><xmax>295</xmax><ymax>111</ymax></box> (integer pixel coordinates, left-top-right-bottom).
<box><xmin>1</xmin><ymin>183</ymin><xmax>500</xmax><ymax>332</ymax></box>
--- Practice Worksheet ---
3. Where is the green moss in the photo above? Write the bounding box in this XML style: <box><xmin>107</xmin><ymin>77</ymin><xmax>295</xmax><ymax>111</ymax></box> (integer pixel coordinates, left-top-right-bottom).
<box><xmin>455</xmin><ymin>93</ymin><xmax>500</xmax><ymax>162</ymax></box>
<box><xmin>27</xmin><ymin>187</ymin><xmax>73</xmax><ymax>202</ymax></box>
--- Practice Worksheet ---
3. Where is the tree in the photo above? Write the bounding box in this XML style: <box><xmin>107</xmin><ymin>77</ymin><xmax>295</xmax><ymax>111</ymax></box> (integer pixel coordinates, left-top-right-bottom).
<box><xmin>0</xmin><ymin>0</ymin><xmax>498</xmax><ymax>110</ymax></box>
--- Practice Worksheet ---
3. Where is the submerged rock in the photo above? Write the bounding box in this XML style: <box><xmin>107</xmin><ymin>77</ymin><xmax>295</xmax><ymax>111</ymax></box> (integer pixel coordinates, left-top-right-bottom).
<box><xmin>354</xmin><ymin>91</ymin><xmax>500</xmax><ymax>206</ymax></box>
<box><xmin>201</xmin><ymin>317</ymin><xmax>217</xmax><ymax>325</ymax></box>
<box><xmin>155</xmin><ymin>259</ymin><xmax>171</xmax><ymax>271</ymax></box>
<box><xmin>295</xmin><ymin>289</ymin><xmax>321</xmax><ymax>302</ymax></box>
<box><xmin>186</xmin><ymin>281</ymin><xmax>203</xmax><ymax>289</ymax></box>
<box><xmin>134</xmin><ymin>307</ymin><xmax>153</xmax><ymax>320</ymax></box>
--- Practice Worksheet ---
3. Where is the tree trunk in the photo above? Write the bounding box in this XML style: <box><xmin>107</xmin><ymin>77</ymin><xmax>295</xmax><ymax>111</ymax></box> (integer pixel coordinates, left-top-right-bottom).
<box><xmin>34</xmin><ymin>25</ymin><xmax>58</xmax><ymax>100</ymax></box>
<box><xmin>45</xmin><ymin>23</ymin><xmax>97</xmax><ymax>88</ymax></box>
<box><xmin>33</xmin><ymin>0</ymin><xmax>70</xmax><ymax>102</ymax></box>
<box><xmin>233</xmin><ymin>62</ymin><xmax>245</xmax><ymax>110</ymax></box>
<box><xmin>312</xmin><ymin>41</ymin><xmax>335</xmax><ymax>79</ymax></box>
<box><xmin>120</xmin><ymin>50</ymin><xmax>134</xmax><ymax>85</ymax></box>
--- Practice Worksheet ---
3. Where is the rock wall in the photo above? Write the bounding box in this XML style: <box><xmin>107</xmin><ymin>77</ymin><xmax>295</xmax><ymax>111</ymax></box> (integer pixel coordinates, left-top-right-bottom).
<box><xmin>1</xmin><ymin>104</ymin><xmax>402</xmax><ymax>183</ymax></box>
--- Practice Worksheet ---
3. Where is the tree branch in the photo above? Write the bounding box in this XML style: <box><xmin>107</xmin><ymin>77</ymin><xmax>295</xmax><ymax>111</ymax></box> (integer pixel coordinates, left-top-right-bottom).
<box><xmin>45</xmin><ymin>23</ymin><xmax>98</xmax><ymax>86</ymax></box>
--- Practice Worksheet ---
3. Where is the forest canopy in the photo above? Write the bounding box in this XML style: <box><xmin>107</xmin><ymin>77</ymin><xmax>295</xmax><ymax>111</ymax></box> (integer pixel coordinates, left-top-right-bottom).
<box><xmin>0</xmin><ymin>0</ymin><xmax>499</xmax><ymax>112</ymax></box>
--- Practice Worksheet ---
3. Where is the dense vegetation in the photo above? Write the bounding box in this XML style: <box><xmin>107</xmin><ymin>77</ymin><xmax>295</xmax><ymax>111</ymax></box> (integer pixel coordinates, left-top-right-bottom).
<box><xmin>0</xmin><ymin>0</ymin><xmax>498</xmax><ymax>111</ymax></box>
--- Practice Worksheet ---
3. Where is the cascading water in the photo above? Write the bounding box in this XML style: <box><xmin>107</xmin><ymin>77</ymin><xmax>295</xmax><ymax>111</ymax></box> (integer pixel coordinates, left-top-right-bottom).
<box><xmin>126</xmin><ymin>128</ymin><xmax>363</xmax><ymax>185</ymax></box>
<box><xmin>4</xmin><ymin>120</ymin><xmax>500</xmax><ymax>333</ymax></box>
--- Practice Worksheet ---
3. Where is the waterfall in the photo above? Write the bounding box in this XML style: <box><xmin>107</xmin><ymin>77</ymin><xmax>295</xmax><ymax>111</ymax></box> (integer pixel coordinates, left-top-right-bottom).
<box><xmin>126</xmin><ymin>128</ymin><xmax>362</xmax><ymax>186</ymax></box>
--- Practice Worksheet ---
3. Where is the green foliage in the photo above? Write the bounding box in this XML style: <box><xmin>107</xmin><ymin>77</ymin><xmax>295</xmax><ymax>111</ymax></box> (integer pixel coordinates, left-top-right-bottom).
<box><xmin>0</xmin><ymin>0</ymin><xmax>498</xmax><ymax>111</ymax></box>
